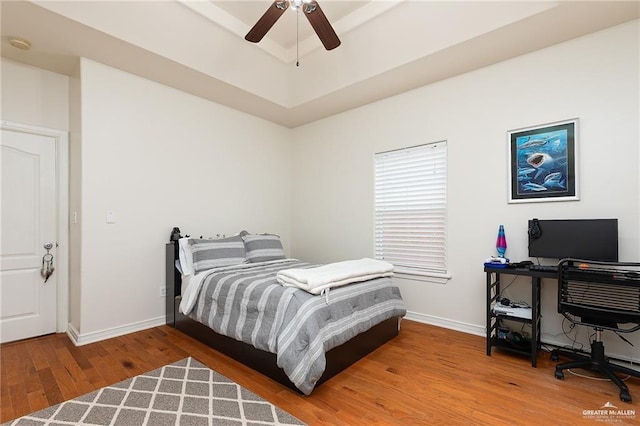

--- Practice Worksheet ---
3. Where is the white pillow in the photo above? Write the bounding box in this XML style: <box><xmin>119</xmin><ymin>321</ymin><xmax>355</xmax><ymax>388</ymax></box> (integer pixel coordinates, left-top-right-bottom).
<box><xmin>178</xmin><ymin>237</ymin><xmax>195</xmax><ymax>276</ymax></box>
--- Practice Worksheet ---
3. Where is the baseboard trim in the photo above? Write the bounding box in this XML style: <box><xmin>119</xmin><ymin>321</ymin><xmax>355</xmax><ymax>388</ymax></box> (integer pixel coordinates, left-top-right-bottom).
<box><xmin>405</xmin><ymin>311</ymin><xmax>485</xmax><ymax>337</ymax></box>
<box><xmin>66</xmin><ymin>323</ymin><xmax>80</xmax><ymax>344</ymax></box>
<box><xmin>66</xmin><ymin>316</ymin><xmax>166</xmax><ymax>346</ymax></box>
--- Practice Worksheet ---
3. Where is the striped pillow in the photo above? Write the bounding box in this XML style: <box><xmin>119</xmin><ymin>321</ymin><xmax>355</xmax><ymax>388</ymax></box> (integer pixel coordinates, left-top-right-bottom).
<box><xmin>189</xmin><ymin>236</ymin><xmax>246</xmax><ymax>273</ymax></box>
<box><xmin>243</xmin><ymin>234</ymin><xmax>286</xmax><ymax>263</ymax></box>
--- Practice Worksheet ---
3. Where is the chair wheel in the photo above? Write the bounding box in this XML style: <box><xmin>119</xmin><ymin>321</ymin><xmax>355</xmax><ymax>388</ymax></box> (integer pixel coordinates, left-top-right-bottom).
<box><xmin>620</xmin><ymin>392</ymin><xmax>632</xmax><ymax>403</ymax></box>
<box><xmin>550</xmin><ymin>351</ymin><xmax>559</xmax><ymax>361</ymax></box>
<box><xmin>555</xmin><ymin>370</ymin><xmax>564</xmax><ymax>380</ymax></box>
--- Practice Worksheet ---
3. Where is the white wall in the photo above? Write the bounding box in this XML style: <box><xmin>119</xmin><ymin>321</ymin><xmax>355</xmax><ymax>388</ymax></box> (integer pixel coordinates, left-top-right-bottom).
<box><xmin>290</xmin><ymin>21</ymin><xmax>640</xmax><ymax>361</ymax></box>
<box><xmin>1</xmin><ymin>58</ymin><xmax>69</xmax><ymax>130</ymax></box>
<box><xmin>68</xmin><ymin>61</ymin><xmax>82</xmax><ymax>332</ymax></box>
<box><xmin>74</xmin><ymin>58</ymin><xmax>292</xmax><ymax>340</ymax></box>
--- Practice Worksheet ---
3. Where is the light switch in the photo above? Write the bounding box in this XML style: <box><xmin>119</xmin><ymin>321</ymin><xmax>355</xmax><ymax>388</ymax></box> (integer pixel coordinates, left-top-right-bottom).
<box><xmin>106</xmin><ymin>211</ymin><xmax>116</xmax><ymax>224</ymax></box>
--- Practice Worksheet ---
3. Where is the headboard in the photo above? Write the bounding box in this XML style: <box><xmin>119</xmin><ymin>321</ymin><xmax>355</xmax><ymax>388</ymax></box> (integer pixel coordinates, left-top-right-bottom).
<box><xmin>167</xmin><ymin>226</ymin><xmax>184</xmax><ymax>295</ymax></box>
<box><xmin>165</xmin><ymin>241</ymin><xmax>182</xmax><ymax>326</ymax></box>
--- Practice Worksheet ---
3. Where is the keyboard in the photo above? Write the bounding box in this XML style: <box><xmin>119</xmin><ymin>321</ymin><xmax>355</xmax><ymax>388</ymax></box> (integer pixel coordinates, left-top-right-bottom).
<box><xmin>529</xmin><ymin>264</ymin><xmax>558</xmax><ymax>273</ymax></box>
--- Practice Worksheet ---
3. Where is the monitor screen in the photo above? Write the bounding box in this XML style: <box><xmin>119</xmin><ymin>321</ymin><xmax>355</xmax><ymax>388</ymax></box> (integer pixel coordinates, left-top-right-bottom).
<box><xmin>528</xmin><ymin>219</ymin><xmax>618</xmax><ymax>262</ymax></box>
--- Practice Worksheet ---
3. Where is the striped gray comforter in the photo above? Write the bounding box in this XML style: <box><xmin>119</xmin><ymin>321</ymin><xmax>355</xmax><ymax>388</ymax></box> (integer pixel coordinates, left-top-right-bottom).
<box><xmin>187</xmin><ymin>259</ymin><xmax>406</xmax><ymax>394</ymax></box>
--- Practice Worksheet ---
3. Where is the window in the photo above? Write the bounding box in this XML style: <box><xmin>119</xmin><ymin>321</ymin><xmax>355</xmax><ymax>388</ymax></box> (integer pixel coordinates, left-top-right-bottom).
<box><xmin>374</xmin><ymin>141</ymin><xmax>447</xmax><ymax>276</ymax></box>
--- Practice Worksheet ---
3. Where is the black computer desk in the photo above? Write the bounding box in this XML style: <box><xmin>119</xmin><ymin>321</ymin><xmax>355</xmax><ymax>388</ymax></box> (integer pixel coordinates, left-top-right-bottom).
<box><xmin>484</xmin><ymin>266</ymin><xmax>557</xmax><ymax>367</ymax></box>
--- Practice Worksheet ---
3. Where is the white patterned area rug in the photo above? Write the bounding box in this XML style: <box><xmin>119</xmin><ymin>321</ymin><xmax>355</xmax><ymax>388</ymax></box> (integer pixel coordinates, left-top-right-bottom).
<box><xmin>4</xmin><ymin>357</ymin><xmax>305</xmax><ymax>426</ymax></box>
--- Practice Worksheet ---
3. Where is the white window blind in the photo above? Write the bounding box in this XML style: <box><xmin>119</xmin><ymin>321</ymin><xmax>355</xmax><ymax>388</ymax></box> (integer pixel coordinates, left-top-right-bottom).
<box><xmin>374</xmin><ymin>141</ymin><xmax>447</xmax><ymax>275</ymax></box>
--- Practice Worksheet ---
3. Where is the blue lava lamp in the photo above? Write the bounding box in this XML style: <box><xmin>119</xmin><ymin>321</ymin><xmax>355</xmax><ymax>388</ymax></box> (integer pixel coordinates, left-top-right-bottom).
<box><xmin>496</xmin><ymin>225</ymin><xmax>507</xmax><ymax>258</ymax></box>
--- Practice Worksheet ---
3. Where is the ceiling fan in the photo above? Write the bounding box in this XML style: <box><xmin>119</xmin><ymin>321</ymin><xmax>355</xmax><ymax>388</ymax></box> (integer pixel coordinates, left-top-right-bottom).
<box><xmin>245</xmin><ymin>0</ymin><xmax>341</xmax><ymax>51</ymax></box>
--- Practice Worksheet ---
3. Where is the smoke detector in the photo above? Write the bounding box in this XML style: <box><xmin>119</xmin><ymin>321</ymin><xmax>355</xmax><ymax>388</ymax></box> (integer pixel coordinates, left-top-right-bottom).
<box><xmin>8</xmin><ymin>37</ymin><xmax>31</xmax><ymax>50</ymax></box>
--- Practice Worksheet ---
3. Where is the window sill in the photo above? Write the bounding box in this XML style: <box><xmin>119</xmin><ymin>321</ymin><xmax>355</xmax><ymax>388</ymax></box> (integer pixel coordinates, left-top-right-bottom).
<box><xmin>394</xmin><ymin>269</ymin><xmax>451</xmax><ymax>284</ymax></box>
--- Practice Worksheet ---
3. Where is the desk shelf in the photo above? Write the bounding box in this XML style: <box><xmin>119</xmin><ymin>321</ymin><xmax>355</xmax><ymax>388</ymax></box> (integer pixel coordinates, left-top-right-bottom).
<box><xmin>492</xmin><ymin>312</ymin><xmax>531</xmax><ymax>324</ymax></box>
<box><xmin>489</xmin><ymin>336</ymin><xmax>533</xmax><ymax>357</ymax></box>
<box><xmin>485</xmin><ymin>266</ymin><xmax>546</xmax><ymax>367</ymax></box>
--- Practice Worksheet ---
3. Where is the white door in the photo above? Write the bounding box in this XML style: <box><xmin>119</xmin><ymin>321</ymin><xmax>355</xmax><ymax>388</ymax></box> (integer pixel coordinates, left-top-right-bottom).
<box><xmin>1</xmin><ymin>128</ymin><xmax>58</xmax><ymax>343</ymax></box>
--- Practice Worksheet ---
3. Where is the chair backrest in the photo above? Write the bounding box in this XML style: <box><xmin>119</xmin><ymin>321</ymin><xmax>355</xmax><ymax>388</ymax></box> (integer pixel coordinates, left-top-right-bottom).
<box><xmin>557</xmin><ymin>258</ymin><xmax>640</xmax><ymax>333</ymax></box>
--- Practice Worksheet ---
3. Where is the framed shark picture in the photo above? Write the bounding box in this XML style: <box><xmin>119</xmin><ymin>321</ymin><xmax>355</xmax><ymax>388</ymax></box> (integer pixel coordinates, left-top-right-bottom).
<box><xmin>507</xmin><ymin>118</ymin><xmax>579</xmax><ymax>203</ymax></box>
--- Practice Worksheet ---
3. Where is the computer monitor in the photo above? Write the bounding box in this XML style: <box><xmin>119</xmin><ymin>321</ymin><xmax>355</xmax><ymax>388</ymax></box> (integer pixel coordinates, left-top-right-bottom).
<box><xmin>528</xmin><ymin>218</ymin><xmax>618</xmax><ymax>262</ymax></box>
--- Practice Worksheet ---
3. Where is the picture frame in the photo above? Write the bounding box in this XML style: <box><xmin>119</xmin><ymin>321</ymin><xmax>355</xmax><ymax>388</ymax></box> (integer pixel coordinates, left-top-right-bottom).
<box><xmin>507</xmin><ymin>118</ymin><xmax>579</xmax><ymax>203</ymax></box>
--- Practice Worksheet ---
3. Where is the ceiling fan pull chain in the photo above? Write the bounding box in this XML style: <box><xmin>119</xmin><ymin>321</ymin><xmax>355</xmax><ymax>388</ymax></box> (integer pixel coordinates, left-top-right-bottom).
<box><xmin>296</xmin><ymin>9</ymin><xmax>300</xmax><ymax>67</ymax></box>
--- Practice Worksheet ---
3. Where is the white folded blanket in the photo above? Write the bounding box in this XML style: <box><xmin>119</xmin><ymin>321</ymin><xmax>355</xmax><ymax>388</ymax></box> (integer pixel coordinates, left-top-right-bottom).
<box><xmin>276</xmin><ymin>258</ymin><xmax>394</xmax><ymax>295</ymax></box>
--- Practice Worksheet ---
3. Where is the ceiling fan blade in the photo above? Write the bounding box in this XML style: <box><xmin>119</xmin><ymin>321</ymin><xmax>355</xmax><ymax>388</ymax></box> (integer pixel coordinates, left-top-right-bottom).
<box><xmin>245</xmin><ymin>1</ymin><xmax>289</xmax><ymax>43</ymax></box>
<box><xmin>303</xmin><ymin>1</ymin><xmax>341</xmax><ymax>50</ymax></box>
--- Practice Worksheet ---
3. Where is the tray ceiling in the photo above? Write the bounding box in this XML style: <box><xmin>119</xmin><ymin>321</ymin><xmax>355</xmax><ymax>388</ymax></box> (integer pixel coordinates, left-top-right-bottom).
<box><xmin>1</xmin><ymin>1</ymin><xmax>638</xmax><ymax>128</ymax></box>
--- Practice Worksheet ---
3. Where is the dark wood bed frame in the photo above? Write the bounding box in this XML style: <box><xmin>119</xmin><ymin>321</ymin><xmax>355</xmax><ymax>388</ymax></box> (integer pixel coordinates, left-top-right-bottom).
<box><xmin>165</xmin><ymin>242</ymin><xmax>402</xmax><ymax>393</ymax></box>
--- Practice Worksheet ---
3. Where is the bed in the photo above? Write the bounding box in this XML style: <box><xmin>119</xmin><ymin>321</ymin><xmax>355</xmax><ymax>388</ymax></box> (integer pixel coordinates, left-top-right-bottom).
<box><xmin>165</xmin><ymin>232</ymin><xmax>406</xmax><ymax>394</ymax></box>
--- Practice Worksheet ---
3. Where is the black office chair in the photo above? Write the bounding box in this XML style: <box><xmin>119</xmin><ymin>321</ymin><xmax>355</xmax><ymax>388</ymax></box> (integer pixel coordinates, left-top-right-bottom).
<box><xmin>551</xmin><ymin>258</ymin><xmax>640</xmax><ymax>403</ymax></box>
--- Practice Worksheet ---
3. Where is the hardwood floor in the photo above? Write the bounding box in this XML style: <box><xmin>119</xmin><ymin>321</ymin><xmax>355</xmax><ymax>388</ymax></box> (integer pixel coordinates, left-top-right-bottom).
<box><xmin>1</xmin><ymin>320</ymin><xmax>638</xmax><ymax>425</ymax></box>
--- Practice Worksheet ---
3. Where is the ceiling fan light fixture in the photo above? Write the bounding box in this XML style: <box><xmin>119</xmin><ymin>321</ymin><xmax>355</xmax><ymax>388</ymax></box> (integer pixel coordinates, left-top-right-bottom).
<box><xmin>290</xmin><ymin>0</ymin><xmax>312</xmax><ymax>11</ymax></box>
<box><xmin>245</xmin><ymin>0</ymin><xmax>340</xmax><ymax>51</ymax></box>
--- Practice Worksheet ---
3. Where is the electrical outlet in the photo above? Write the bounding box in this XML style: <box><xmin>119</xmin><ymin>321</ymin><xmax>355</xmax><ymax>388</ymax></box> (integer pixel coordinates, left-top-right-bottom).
<box><xmin>160</xmin><ymin>287</ymin><xmax>166</xmax><ymax>297</ymax></box>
